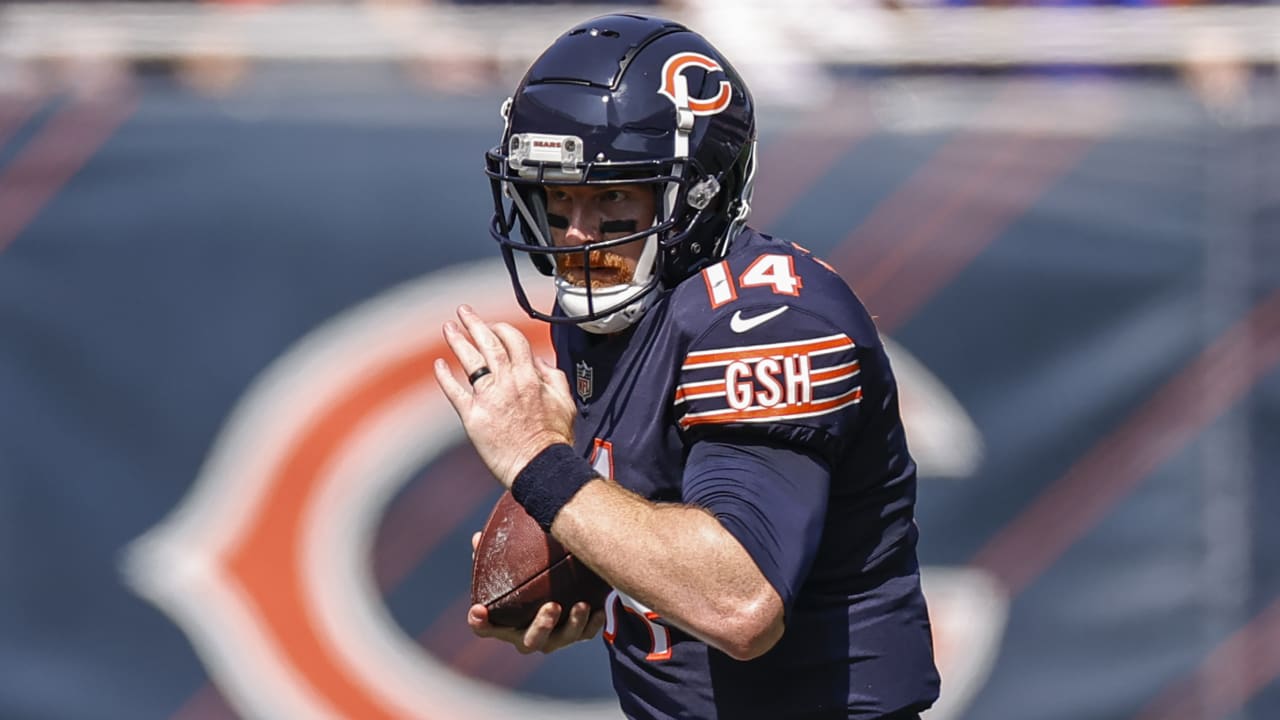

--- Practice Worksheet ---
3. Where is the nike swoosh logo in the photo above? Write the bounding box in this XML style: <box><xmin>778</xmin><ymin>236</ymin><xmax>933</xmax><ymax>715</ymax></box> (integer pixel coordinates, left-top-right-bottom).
<box><xmin>730</xmin><ymin>306</ymin><xmax>790</xmax><ymax>333</ymax></box>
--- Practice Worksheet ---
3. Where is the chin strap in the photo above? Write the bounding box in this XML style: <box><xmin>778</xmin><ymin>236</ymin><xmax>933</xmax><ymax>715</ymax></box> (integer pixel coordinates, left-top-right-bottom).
<box><xmin>556</xmin><ymin>273</ymin><xmax>658</xmax><ymax>335</ymax></box>
<box><xmin>716</xmin><ymin>139</ymin><xmax>758</xmax><ymax>259</ymax></box>
<box><xmin>574</xmin><ymin>292</ymin><xmax>656</xmax><ymax>335</ymax></box>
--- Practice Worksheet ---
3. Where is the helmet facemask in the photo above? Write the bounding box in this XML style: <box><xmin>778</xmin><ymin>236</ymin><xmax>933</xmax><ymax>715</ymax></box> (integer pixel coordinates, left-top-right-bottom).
<box><xmin>488</xmin><ymin>137</ymin><xmax>722</xmax><ymax>334</ymax></box>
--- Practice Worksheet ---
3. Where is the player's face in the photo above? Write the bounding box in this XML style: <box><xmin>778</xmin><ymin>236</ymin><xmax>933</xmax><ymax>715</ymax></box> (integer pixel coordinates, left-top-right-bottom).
<box><xmin>545</xmin><ymin>183</ymin><xmax>655</xmax><ymax>288</ymax></box>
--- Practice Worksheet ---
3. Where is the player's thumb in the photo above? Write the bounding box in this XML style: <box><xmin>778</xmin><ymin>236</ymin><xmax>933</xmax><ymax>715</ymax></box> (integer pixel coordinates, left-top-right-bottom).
<box><xmin>535</xmin><ymin>356</ymin><xmax>571</xmax><ymax>396</ymax></box>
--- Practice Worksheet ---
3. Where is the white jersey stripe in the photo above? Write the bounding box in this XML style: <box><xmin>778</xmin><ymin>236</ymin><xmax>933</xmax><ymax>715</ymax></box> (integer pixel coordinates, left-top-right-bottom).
<box><xmin>679</xmin><ymin>392</ymin><xmax>864</xmax><ymax>426</ymax></box>
<box><xmin>679</xmin><ymin>385</ymin><xmax>863</xmax><ymax>421</ymax></box>
<box><xmin>715</xmin><ymin>395</ymin><xmax>863</xmax><ymax>423</ymax></box>
<box><xmin>672</xmin><ymin>388</ymin><xmax>727</xmax><ymax>406</ymax></box>
<box><xmin>812</xmin><ymin>369</ymin><xmax>861</xmax><ymax>388</ymax></box>
<box><xmin>683</xmin><ymin>333</ymin><xmax>849</xmax><ymax>360</ymax></box>
<box><xmin>681</xmin><ymin>341</ymin><xmax>855</xmax><ymax>371</ymax></box>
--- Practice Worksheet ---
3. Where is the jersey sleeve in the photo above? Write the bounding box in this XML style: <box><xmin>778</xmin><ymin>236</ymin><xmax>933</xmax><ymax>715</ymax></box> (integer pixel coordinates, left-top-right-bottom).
<box><xmin>682</xmin><ymin>439</ymin><xmax>829</xmax><ymax>613</ymax></box>
<box><xmin>673</xmin><ymin>304</ymin><xmax>864</xmax><ymax>461</ymax></box>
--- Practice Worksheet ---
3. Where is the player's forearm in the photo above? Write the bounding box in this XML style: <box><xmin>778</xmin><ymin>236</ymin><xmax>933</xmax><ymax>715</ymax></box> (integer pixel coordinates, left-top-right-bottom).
<box><xmin>550</xmin><ymin>477</ymin><xmax>784</xmax><ymax>661</ymax></box>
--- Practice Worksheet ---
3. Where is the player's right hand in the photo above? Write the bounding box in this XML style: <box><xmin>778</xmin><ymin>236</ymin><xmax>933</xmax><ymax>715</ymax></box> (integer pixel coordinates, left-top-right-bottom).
<box><xmin>435</xmin><ymin>306</ymin><xmax>577</xmax><ymax>490</ymax></box>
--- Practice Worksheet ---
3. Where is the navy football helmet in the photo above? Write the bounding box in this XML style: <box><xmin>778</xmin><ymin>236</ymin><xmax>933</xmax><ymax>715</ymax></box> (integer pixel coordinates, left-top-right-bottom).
<box><xmin>486</xmin><ymin>14</ymin><xmax>757</xmax><ymax>333</ymax></box>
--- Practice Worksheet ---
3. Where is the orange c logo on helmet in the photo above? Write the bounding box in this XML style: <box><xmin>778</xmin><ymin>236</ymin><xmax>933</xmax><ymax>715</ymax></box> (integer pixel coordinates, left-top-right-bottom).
<box><xmin>658</xmin><ymin>52</ymin><xmax>733</xmax><ymax>116</ymax></box>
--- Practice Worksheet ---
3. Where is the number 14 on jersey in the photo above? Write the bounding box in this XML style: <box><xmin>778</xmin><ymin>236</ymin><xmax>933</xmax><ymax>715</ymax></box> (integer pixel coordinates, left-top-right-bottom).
<box><xmin>703</xmin><ymin>254</ymin><xmax>803</xmax><ymax>308</ymax></box>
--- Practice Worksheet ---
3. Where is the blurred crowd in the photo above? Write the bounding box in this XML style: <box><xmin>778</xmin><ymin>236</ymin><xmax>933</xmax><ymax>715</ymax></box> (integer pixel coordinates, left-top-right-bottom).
<box><xmin>0</xmin><ymin>0</ymin><xmax>1269</xmax><ymax>124</ymax></box>
<box><xmin>6</xmin><ymin>0</ymin><xmax>1273</xmax><ymax>4</ymax></box>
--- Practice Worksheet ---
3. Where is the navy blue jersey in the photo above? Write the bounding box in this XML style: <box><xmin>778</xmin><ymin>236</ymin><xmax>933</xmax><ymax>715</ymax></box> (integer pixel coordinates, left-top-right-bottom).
<box><xmin>554</xmin><ymin>229</ymin><xmax>940</xmax><ymax>719</ymax></box>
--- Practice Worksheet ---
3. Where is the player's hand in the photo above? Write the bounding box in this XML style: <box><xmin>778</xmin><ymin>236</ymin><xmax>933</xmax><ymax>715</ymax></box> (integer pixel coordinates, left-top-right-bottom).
<box><xmin>466</xmin><ymin>532</ymin><xmax>605</xmax><ymax>653</ymax></box>
<box><xmin>435</xmin><ymin>305</ymin><xmax>577</xmax><ymax>488</ymax></box>
<box><xmin>468</xmin><ymin>601</ymin><xmax>606</xmax><ymax>655</ymax></box>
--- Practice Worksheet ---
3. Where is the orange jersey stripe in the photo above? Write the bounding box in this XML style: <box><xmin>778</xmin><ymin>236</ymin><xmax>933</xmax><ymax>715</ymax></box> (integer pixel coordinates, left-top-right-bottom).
<box><xmin>673</xmin><ymin>378</ymin><xmax>724</xmax><ymax>404</ymax></box>
<box><xmin>811</xmin><ymin>360</ymin><xmax>860</xmax><ymax>384</ymax></box>
<box><xmin>678</xmin><ymin>387</ymin><xmax>863</xmax><ymax>428</ymax></box>
<box><xmin>681</xmin><ymin>334</ymin><xmax>855</xmax><ymax>369</ymax></box>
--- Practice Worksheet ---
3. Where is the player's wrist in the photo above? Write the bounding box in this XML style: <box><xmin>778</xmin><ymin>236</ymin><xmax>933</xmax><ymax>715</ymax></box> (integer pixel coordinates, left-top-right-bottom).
<box><xmin>511</xmin><ymin>443</ymin><xmax>597</xmax><ymax>532</ymax></box>
<box><xmin>500</xmin><ymin>432</ymin><xmax>573</xmax><ymax>488</ymax></box>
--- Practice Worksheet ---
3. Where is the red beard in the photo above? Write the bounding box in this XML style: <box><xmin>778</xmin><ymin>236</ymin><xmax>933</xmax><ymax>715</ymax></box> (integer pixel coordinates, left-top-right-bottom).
<box><xmin>556</xmin><ymin>249</ymin><xmax>635</xmax><ymax>288</ymax></box>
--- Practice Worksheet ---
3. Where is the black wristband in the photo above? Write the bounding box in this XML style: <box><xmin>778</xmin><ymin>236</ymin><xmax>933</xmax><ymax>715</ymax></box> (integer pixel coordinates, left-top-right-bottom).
<box><xmin>511</xmin><ymin>443</ymin><xmax>597</xmax><ymax>532</ymax></box>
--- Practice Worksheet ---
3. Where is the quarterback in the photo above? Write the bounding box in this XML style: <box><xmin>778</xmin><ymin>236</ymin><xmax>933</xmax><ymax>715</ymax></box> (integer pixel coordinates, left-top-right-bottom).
<box><xmin>436</xmin><ymin>14</ymin><xmax>940</xmax><ymax>719</ymax></box>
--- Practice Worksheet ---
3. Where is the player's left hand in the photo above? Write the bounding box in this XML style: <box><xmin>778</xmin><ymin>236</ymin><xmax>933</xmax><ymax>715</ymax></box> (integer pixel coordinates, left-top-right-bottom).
<box><xmin>466</xmin><ymin>531</ymin><xmax>605</xmax><ymax>654</ymax></box>
<box><xmin>435</xmin><ymin>305</ymin><xmax>577</xmax><ymax>488</ymax></box>
<box><xmin>468</xmin><ymin>601</ymin><xmax>606</xmax><ymax>655</ymax></box>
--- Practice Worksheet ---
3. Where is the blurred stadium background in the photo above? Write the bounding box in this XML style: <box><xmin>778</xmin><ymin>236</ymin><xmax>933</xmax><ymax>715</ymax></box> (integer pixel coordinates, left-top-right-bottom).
<box><xmin>1</xmin><ymin>1</ymin><xmax>1278</xmax><ymax>719</ymax></box>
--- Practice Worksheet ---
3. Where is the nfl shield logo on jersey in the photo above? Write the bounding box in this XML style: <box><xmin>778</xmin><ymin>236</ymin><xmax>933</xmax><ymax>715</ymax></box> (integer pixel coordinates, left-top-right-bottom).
<box><xmin>576</xmin><ymin>361</ymin><xmax>593</xmax><ymax>402</ymax></box>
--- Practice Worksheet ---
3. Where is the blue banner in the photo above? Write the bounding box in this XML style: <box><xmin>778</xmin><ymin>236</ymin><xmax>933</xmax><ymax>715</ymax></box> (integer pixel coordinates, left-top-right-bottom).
<box><xmin>1</xmin><ymin>75</ymin><xmax>1277</xmax><ymax>720</ymax></box>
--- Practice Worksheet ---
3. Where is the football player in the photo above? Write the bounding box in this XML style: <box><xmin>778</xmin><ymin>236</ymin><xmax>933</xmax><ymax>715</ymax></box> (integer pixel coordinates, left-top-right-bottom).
<box><xmin>436</xmin><ymin>14</ymin><xmax>940</xmax><ymax>719</ymax></box>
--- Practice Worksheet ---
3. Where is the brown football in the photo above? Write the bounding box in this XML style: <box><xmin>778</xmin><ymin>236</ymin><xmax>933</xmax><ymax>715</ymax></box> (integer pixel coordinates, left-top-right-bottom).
<box><xmin>471</xmin><ymin>490</ymin><xmax>611</xmax><ymax>628</ymax></box>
